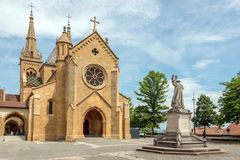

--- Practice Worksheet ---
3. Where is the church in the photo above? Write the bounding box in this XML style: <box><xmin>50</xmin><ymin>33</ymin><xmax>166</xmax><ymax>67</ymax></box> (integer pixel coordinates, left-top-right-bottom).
<box><xmin>0</xmin><ymin>9</ymin><xmax>131</xmax><ymax>141</ymax></box>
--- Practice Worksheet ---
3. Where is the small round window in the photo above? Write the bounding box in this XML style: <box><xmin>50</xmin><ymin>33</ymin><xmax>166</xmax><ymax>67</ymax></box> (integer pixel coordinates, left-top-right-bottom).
<box><xmin>84</xmin><ymin>65</ymin><xmax>107</xmax><ymax>89</ymax></box>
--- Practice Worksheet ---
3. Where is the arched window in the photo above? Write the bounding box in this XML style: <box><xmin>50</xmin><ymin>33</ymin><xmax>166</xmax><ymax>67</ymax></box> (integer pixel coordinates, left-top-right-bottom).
<box><xmin>48</xmin><ymin>101</ymin><xmax>53</xmax><ymax>115</ymax></box>
<box><xmin>26</xmin><ymin>68</ymin><xmax>37</xmax><ymax>79</ymax></box>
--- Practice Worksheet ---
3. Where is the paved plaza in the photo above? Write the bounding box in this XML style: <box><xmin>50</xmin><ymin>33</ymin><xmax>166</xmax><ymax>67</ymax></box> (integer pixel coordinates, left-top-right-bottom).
<box><xmin>0</xmin><ymin>137</ymin><xmax>240</xmax><ymax>160</ymax></box>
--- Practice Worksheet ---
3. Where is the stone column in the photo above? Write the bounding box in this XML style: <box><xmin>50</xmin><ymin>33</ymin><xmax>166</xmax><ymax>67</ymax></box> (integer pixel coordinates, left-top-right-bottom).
<box><xmin>32</xmin><ymin>94</ymin><xmax>41</xmax><ymax>141</ymax></box>
<box><xmin>27</xmin><ymin>96</ymin><xmax>34</xmax><ymax>141</ymax></box>
<box><xmin>0</xmin><ymin>116</ymin><xmax>3</xmax><ymax>136</ymax></box>
<box><xmin>110</xmin><ymin>68</ymin><xmax>122</xmax><ymax>139</ymax></box>
<box><xmin>65</xmin><ymin>57</ymin><xmax>78</xmax><ymax>141</ymax></box>
<box><xmin>123</xmin><ymin>103</ymin><xmax>131</xmax><ymax>139</ymax></box>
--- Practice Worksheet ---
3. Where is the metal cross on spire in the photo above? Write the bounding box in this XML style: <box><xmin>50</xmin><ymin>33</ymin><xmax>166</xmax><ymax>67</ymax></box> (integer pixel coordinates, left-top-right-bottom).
<box><xmin>28</xmin><ymin>3</ymin><xmax>35</xmax><ymax>16</ymax></box>
<box><xmin>66</xmin><ymin>14</ymin><xmax>72</xmax><ymax>27</ymax></box>
<box><xmin>90</xmin><ymin>16</ymin><xmax>100</xmax><ymax>32</ymax></box>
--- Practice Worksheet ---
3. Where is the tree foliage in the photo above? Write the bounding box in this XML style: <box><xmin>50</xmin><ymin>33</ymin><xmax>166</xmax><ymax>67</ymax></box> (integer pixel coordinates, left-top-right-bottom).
<box><xmin>134</xmin><ymin>71</ymin><xmax>169</xmax><ymax>134</ymax></box>
<box><xmin>130</xmin><ymin>105</ymin><xmax>148</xmax><ymax>129</ymax></box>
<box><xmin>213</xmin><ymin>113</ymin><xmax>225</xmax><ymax>128</ymax></box>
<box><xmin>219</xmin><ymin>72</ymin><xmax>240</xmax><ymax>123</ymax></box>
<box><xmin>194</xmin><ymin>94</ymin><xmax>217</xmax><ymax>127</ymax></box>
<box><xmin>129</xmin><ymin>97</ymin><xmax>146</xmax><ymax>128</ymax></box>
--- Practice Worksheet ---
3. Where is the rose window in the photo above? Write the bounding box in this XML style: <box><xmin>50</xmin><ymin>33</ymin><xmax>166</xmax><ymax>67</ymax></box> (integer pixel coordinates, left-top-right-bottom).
<box><xmin>85</xmin><ymin>66</ymin><xmax>105</xmax><ymax>87</ymax></box>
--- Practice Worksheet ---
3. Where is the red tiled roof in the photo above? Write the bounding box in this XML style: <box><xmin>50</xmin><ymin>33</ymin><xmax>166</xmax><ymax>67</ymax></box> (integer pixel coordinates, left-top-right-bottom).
<box><xmin>226</xmin><ymin>123</ymin><xmax>240</xmax><ymax>136</ymax></box>
<box><xmin>195</xmin><ymin>123</ymin><xmax>240</xmax><ymax>136</ymax></box>
<box><xmin>5</xmin><ymin>94</ymin><xmax>20</xmax><ymax>102</ymax></box>
<box><xmin>0</xmin><ymin>101</ymin><xmax>27</xmax><ymax>109</ymax></box>
<box><xmin>195</xmin><ymin>127</ymin><xmax>225</xmax><ymax>136</ymax></box>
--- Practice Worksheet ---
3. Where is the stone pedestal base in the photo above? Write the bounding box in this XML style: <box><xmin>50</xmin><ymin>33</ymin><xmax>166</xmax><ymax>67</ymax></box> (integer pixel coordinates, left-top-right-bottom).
<box><xmin>166</xmin><ymin>109</ymin><xmax>192</xmax><ymax>136</ymax></box>
<box><xmin>154</xmin><ymin>109</ymin><xmax>206</xmax><ymax>148</ymax></box>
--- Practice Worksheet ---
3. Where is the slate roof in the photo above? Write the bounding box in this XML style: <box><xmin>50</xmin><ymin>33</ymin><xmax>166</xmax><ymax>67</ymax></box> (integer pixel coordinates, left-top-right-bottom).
<box><xmin>45</xmin><ymin>48</ymin><xmax>56</xmax><ymax>65</ymax></box>
<box><xmin>26</xmin><ymin>76</ymin><xmax>43</xmax><ymax>87</ymax></box>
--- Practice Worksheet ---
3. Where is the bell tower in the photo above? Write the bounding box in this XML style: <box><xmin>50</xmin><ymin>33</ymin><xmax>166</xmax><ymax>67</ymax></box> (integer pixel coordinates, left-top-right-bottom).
<box><xmin>19</xmin><ymin>8</ymin><xmax>42</xmax><ymax>102</ymax></box>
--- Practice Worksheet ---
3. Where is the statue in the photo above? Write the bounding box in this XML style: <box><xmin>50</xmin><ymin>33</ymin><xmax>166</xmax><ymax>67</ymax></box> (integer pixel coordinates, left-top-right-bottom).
<box><xmin>171</xmin><ymin>75</ymin><xmax>184</xmax><ymax>109</ymax></box>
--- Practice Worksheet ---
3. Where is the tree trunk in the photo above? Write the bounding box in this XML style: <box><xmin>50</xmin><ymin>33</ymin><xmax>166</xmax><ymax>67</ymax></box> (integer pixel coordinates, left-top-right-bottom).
<box><xmin>151</xmin><ymin>128</ymin><xmax>154</xmax><ymax>137</ymax></box>
<box><xmin>203</xmin><ymin>125</ymin><xmax>206</xmax><ymax>139</ymax></box>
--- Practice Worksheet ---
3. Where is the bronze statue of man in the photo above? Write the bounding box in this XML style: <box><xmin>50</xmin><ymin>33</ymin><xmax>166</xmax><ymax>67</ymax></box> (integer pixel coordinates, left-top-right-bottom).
<box><xmin>171</xmin><ymin>75</ymin><xmax>185</xmax><ymax>109</ymax></box>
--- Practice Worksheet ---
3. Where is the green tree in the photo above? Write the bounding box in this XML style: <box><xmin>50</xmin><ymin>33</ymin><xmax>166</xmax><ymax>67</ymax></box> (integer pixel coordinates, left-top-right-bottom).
<box><xmin>130</xmin><ymin>105</ymin><xmax>148</xmax><ymax>129</ymax></box>
<box><xmin>135</xmin><ymin>71</ymin><xmax>169</xmax><ymax>135</ymax></box>
<box><xmin>219</xmin><ymin>72</ymin><xmax>240</xmax><ymax>123</ymax></box>
<box><xmin>129</xmin><ymin>97</ymin><xmax>148</xmax><ymax>129</ymax></box>
<box><xmin>213</xmin><ymin>113</ymin><xmax>225</xmax><ymax>128</ymax></box>
<box><xmin>194</xmin><ymin>94</ymin><xmax>217</xmax><ymax>138</ymax></box>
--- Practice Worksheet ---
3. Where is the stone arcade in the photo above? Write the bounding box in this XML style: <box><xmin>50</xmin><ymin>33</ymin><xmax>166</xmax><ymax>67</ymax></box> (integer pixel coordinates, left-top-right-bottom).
<box><xmin>0</xmin><ymin>9</ymin><xmax>131</xmax><ymax>141</ymax></box>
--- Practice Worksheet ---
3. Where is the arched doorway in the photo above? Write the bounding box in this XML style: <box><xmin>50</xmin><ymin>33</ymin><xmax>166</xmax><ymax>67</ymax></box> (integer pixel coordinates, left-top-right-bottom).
<box><xmin>4</xmin><ymin>114</ymin><xmax>25</xmax><ymax>136</ymax></box>
<box><xmin>83</xmin><ymin>109</ymin><xmax>104</xmax><ymax>137</ymax></box>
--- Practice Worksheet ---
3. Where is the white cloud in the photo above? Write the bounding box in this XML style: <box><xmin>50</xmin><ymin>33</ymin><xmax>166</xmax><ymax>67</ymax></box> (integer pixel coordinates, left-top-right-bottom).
<box><xmin>227</xmin><ymin>0</ymin><xmax>240</xmax><ymax>9</ymax></box>
<box><xmin>0</xmin><ymin>0</ymin><xmax>160</xmax><ymax>38</ymax></box>
<box><xmin>193</xmin><ymin>59</ymin><xmax>220</xmax><ymax>69</ymax></box>
<box><xmin>182</xmin><ymin>33</ymin><xmax>226</xmax><ymax>43</ymax></box>
<box><xmin>0</xmin><ymin>51</ymin><xmax>18</xmax><ymax>66</ymax></box>
<box><xmin>146</xmin><ymin>40</ymin><xmax>182</xmax><ymax>67</ymax></box>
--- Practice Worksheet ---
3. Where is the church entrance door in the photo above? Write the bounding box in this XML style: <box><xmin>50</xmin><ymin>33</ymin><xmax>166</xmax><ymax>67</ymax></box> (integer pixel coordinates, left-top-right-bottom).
<box><xmin>83</xmin><ymin>119</ymin><xmax>89</xmax><ymax>135</ymax></box>
<box><xmin>83</xmin><ymin>109</ymin><xmax>103</xmax><ymax>137</ymax></box>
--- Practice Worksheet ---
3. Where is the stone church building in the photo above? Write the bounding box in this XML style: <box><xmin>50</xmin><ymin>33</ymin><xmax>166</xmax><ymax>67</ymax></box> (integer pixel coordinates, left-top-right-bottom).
<box><xmin>0</xmin><ymin>10</ymin><xmax>130</xmax><ymax>141</ymax></box>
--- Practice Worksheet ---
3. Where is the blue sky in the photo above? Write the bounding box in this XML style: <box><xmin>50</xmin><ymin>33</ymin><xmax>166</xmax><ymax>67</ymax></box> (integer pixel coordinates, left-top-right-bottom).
<box><xmin>0</xmin><ymin>0</ymin><xmax>240</xmax><ymax>111</ymax></box>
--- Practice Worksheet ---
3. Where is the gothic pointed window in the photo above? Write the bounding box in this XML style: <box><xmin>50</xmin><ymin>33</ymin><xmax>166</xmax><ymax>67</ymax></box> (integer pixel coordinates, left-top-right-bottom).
<box><xmin>26</xmin><ymin>68</ymin><xmax>37</xmax><ymax>79</ymax></box>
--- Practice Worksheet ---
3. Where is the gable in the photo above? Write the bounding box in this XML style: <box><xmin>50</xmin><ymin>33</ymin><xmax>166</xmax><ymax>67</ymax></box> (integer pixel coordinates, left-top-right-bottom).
<box><xmin>70</xmin><ymin>32</ymin><xmax>119</xmax><ymax>66</ymax></box>
<box><xmin>76</xmin><ymin>91</ymin><xmax>111</xmax><ymax>108</ymax></box>
<box><xmin>46</xmin><ymin>71</ymin><xmax>56</xmax><ymax>83</ymax></box>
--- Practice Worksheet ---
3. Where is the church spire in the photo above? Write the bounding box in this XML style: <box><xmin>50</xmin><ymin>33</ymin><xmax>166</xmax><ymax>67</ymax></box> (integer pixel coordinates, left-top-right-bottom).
<box><xmin>27</xmin><ymin>8</ymin><xmax>36</xmax><ymax>40</ymax></box>
<box><xmin>22</xmin><ymin>6</ymin><xmax>41</xmax><ymax>60</ymax></box>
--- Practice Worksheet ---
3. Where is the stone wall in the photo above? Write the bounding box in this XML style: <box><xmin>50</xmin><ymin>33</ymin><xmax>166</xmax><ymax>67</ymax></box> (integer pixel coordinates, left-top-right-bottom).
<box><xmin>28</xmin><ymin>81</ymin><xmax>56</xmax><ymax>141</ymax></box>
<box><xmin>39</xmin><ymin>64</ymin><xmax>56</xmax><ymax>84</ymax></box>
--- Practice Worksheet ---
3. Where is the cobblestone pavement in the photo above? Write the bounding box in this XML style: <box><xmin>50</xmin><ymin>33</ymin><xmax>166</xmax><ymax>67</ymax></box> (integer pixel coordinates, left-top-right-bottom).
<box><xmin>0</xmin><ymin>137</ymin><xmax>239</xmax><ymax>160</ymax></box>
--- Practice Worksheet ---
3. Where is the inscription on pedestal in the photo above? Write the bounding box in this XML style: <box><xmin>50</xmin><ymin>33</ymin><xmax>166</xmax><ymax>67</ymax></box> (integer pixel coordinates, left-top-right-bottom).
<box><xmin>179</xmin><ymin>117</ymin><xmax>190</xmax><ymax>135</ymax></box>
<box><xmin>166</xmin><ymin>113</ymin><xmax>178</xmax><ymax>132</ymax></box>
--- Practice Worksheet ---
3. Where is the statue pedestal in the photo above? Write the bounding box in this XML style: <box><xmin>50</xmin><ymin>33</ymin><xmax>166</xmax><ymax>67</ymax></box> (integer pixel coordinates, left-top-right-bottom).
<box><xmin>137</xmin><ymin>74</ymin><xmax>225</xmax><ymax>154</ymax></box>
<box><xmin>166</xmin><ymin>109</ymin><xmax>192</xmax><ymax>136</ymax></box>
<box><xmin>154</xmin><ymin>109</ymin><xmax>206</xmax><ymax>148</ymax></box>
<box><xmin>138</xmin><ymin>108</ymin><xmax>225</xmax><ymax>154</ymax></box>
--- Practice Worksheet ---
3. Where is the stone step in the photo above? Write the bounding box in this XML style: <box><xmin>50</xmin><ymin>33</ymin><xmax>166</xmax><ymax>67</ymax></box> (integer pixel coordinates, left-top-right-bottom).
<box><xmin>155</xmin><ymin>140</ymin><xmax>204</xmax><ymax>147</ymax></box>
<box><xmin>137</xmin><ymin>148</ymin><xmax>196</xmax><ymax>155</ymax></box>
<box><xmin>142</xmin><ymin>145</ymin><xmax>221</xmax><ymax>152</ymax></box>
<box><xmin>137</xmin><ymin>148</ymin><xmax>225</xmax><ymax>155</ymax></box>
<box><xmin>181</xmin><ymin>141</ymin><xmax>204</xmax><ymax>145</ymax></box>
<box><xmin>156</xmin><ymin>141</ymin><xmax>176</xmax><ymax>144</ymax></box>
<box><xmin>1</xmin><ymin>136</ymin><xmax>26</xmax><ymax>142</ymax></box>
